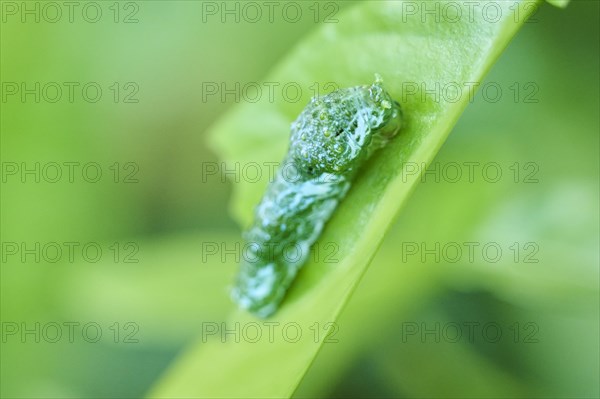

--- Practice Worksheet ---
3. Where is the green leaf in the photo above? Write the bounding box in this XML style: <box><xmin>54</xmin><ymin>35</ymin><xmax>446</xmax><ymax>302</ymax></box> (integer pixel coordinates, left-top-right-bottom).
<box><xmin>546</xmin><ymin>0</ymin><xmax>570</xmax><ymax>8</ymax></box>
<box><xmin>150</xmin><ymin>1</ymin><xmax>542</xmax><ymax>397</ymax></box>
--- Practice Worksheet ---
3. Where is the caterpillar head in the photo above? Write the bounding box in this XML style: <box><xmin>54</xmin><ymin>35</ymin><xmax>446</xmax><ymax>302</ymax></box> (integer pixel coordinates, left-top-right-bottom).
<box><xmin>289</xmin><ymin>76</ymin><xmax>402</xmax><ymax>176</ymax></box>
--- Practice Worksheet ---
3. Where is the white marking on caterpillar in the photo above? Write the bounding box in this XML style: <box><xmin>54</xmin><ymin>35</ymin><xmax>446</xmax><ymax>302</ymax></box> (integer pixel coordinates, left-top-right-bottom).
<box><xmin>232</xmin><ymin>75</ymin><xmax>403</xmax><ymax>318</ymax></box>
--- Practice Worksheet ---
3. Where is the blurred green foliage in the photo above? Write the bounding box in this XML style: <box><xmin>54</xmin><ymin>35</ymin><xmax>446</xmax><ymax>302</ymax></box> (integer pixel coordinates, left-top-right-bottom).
<box><xmin>1</xmin><ymin>1</ymin><xmax>598</xmax><ymax>398</ymax></box>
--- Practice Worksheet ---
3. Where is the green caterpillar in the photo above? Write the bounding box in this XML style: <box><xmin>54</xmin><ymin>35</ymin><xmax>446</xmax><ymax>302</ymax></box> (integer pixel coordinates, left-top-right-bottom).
<box><xmin>232</xmin><ymin>76</ymin><xmax>403</xmax><ymax>318</ymax></box>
